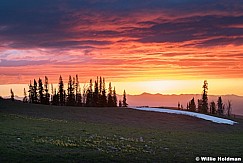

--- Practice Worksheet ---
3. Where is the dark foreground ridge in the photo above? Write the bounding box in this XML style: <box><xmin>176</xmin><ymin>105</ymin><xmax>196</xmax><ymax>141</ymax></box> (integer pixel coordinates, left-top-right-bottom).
<box><xmin>1</xmin><ymin>99</ymin><xmax>242</xmax><ymax>131</ymax></box>
<box><xmin>0</xmin><ymin>99</ymin><xmax>243</xmax><ymax>162</ymax></box>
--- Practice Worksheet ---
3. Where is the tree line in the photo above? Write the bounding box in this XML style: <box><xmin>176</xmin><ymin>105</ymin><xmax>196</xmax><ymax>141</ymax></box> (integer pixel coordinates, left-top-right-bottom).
<box><xmin>19</xmin><ymin>75</ymin><xmax>128</xmax><ymax>107</ymax></box>
<box><xmin>181</xmin><ymin>80</ymin><xmax>232</xmax><ymax>117</ymax></box>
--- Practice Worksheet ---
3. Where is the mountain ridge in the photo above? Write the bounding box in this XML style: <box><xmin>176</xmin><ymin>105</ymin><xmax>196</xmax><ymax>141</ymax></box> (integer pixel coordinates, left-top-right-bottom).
<box><xmin>118</xmin><ymin>93</ymin><xmax>243</xmax><ymax>116</ymax></box>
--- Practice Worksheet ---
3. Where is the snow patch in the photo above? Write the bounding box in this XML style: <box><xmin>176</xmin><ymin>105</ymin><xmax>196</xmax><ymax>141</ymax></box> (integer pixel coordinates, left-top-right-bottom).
<box><xmin>131</xmin><ymin>107</ymin><xmax>238</xmax><ymax>125</ymax></box>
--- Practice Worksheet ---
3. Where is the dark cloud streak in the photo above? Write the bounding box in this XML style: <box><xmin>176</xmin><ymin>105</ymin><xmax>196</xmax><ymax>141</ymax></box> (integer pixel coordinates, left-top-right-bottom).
<box><xmin>0</xmin><ymin>0</ymin><xmax>243</xmax><ymax>50</ymax></box>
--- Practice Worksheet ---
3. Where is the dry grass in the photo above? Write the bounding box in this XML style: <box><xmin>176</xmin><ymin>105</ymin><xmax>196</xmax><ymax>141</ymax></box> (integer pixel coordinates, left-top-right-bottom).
<box><xmin>1</xmin><ymin>99</ymin><xmax>243</xmax><ymax>162</ymax></box>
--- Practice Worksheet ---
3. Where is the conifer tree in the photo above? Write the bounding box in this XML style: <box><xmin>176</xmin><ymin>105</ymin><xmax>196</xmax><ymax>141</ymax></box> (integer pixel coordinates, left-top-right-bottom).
<box><xmin>226</xmin><ymin>100</ymin><xmax>232</xmax><ymax>117</ymax></box>
<box><xmin>52</xmin><ymin>88</ymin><xmax>59</xmax><ymax>105</ymax></box>
<box><xmin>75</xmin><ymin>75</ymin><xmax>82</xmax><ymax>106</ymax></box>
<box><xmin>93</xmin><ymin>79</ymin><xmax>99</xmax><ymax>106</ymax></box>
<box><xmin>89</xmin><ymin>79</ymin><xmax>93</xmax><ymax>93</ymax></box>
<box><xmin>86</xmin><ymin>90</ymin><xmax>92</xmax><ymax>106</ymax></box>
<box><xmin>217</xmin><ymin>96</ymin><xmax>223</xmax><ymax>115</ymax></box>
<box><xmin>122</xmin><ymin>90</ymin><xmax>128</xmax><ymax>107</ymax></box>
<box><xmin>58</xmin><ymin>75</ymin><xmax>64</xmax><ymax>106</ymax></box>
<box><xmin>119</xmin><ymin>100</ymin><xmax>122</xmax><ymax>107</ymax></box>
<box><xmin>86</xmin><ymin>79</ymin><xmax>93</xmax><ymax>106</ymax></box>
<box><xmin>28</xmin><ymin>80</ymin><xmax>34</xmax><ymax>103</ymax></box>
<box><xmin>210</xmin><ymin>101</ymin><xmax>216</xmax><ymax>114</ymax></box>
<box><xmin>50</xmin><ymin>83</ymin><xmax>54</xmax><ymax>104</ymax></box>
<box><xmin>82</xmin><ymin>84</ymin><xmax>87</xmax><ymax>105</ymax></box>
<box><xmin>99</xmin><ymin>76</ymin><xmax>102</xmax><ymax>94</ymax></box>
<box><xmin>107</xmin><ymin>82</ymin><xmax>113</xmax><ymax>107</ymax></box>
<box><xmin>33</xmin><ymin>79</ymin><xmax>38</xmax><ymax>103</ymax></box>
<box><xmin>76</xmin><ymin>87</ymin><xmax>82</xmax><ymax>106</ymax></box>
<box><xmin>113</xmin><ymin>87</ymin><xmax>117</xmax><ymax>107</ymax></box>
<box><xmin>23</xmin><ymin>88</ymin><xmax>28</xmax><ymax>103</ymax></box>
<box><xmin>44</xmin><ymin>76</ymin><xmax>50</xmax><ymax>105</ymax></box>
<box><xmin>72</xmin><ymin>76</ymin><xmax>76</xmax><ymax>104</ymax></box>
<box><xmin>38</xmin><ymin>78</ymin><xmax>44</xmax><ymax>104</ymax></box>
<box><xmin>188</xmin><ymin>97</ymin><xmax>196</xmax><ymax>112</ymax></box>
<box><xmin>10</xmin><ymin>89</ymin><xmax>14</xmax><ymax>101</ymax></box>
<box><xmin>75</xmin><ymin>75</ymin><xmax>78</xmax><ymax>100</ymax></box>
<box><xmin>67</xmin><ymin>75</ymin><xmax>75</xmax><ymax>106</ymax></box>
<box><xmin>63</xmin><ymin>90</ymin><xmax>66</xmax><ymax>105</ymax></box>
<box><xmin>198</xmin><ymin>99</ymin><xmax>202</xmax><ymax>112</ymax></box>
<box><xmin>100</xmin><ymin>77</ymin><xmax>107</xmax><ymax>106</ymax></box>
<box><xmin>98</xmin><ymin>76</ymin><xmax>103</xmax><ymax>106</ymax></box>
<box><xmin>201</xmin><ymin>80</ymin><xmax>208</xmax><ymax>114</ymax></box>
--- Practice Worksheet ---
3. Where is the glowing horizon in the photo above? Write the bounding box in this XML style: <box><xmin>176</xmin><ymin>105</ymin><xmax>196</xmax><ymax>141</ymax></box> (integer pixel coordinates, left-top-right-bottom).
<box><xmin>1</xmin><ymin>78</ymin><xmax>243</xmax><ymax>98</ymax></box>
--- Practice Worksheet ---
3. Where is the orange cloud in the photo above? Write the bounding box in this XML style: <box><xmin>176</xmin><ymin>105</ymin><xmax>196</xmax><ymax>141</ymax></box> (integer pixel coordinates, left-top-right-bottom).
<box><xmin>1</xmin><ymin>1</ymin><xmax>243</xmax><ymax>90</ymax></box>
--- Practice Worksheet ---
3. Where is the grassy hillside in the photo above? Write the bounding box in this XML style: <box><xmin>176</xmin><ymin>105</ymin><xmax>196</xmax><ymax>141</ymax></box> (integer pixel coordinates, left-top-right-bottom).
<box><xmin>0</xmin><ymin>99</ymin><xmax>243</xmax><ymax>162</ymax></box>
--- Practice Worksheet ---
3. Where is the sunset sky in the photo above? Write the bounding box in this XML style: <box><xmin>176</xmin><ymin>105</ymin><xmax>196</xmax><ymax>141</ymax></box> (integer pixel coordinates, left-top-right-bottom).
<box><xmin>1</xmin><ymin>0</ymin><xmax>243</xmax><ymax>96</ymax></box>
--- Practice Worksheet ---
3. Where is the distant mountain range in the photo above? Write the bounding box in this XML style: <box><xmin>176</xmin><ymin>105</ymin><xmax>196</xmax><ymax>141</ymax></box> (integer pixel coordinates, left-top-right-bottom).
<box><xmin>118</xmin><ymin>93</ymin><xmax>243</xmax><ymax>116</ymax></box>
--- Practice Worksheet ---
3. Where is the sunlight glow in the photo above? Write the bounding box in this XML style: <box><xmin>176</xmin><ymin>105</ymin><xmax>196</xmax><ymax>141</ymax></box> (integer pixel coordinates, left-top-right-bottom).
<box><xmin>1</xmin><ymin>79</ymin><xmax>242</xmax><ymax>98</ymax></box>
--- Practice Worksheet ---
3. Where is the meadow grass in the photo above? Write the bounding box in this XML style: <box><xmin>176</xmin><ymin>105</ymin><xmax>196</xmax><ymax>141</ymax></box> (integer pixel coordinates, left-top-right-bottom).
<box><xmin>0</xmin><ymin>100</ymin><xmax>243</xmax><ymax>162</ymax></box>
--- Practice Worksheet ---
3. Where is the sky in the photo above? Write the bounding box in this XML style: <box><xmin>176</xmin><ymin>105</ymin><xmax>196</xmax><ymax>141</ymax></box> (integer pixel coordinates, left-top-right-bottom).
<box><xmin>1</xmin><ymin>0</ymin><xmax>243</xmax><ymax>96</ymax></box>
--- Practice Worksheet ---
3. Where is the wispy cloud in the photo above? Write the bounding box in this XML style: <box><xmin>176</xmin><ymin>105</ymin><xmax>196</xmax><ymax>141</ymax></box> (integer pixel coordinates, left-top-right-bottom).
<box><xmin>0</xmin><ymin>0</ymin><xmax>243</xmax><ymax>84</ymax></box>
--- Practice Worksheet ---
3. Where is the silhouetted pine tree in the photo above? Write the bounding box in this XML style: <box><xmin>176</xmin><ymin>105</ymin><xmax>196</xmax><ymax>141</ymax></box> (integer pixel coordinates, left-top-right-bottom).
<box><xmin>86</xmin><ymin>79</ymin><xmax>93</xmax><ymax>107</ymax></box>
<box><xmin>201</xmin><ymin>80</ymin><xmax>208</xmax><ymax>114</ymax></box>
<box><xmin>100</xmin><ymin>77</ymin><xmax>107</xmax><ymax>107</ymax></box>
<box><xmin>178</xmin><ymin>102</ymin><xmax>181</xmax><ymax>109</ymax></box>
<box><xmin>82</xmin><ymin>84</ymin><xmax>87</xmax><ymax>105</ymax></box>
<box><xmin>113</xmin><ymin>87</ymin><xmax>117</xmax><ymax>107</ymax></box>
<box><xmin>217</xmin><ymin>96</ymin><xmax>223</xmax><ymax>115</ymax></box>
<box><xmin>222</xmin><ymin>104</ymin><xmax>226</xmax><ymax>115</ymax></box>
<box><xmin>23</xmin><ymin>88</ymin><xmax>28</xmax><ymax>103</ymax></box>
<box><xmin>197</xmin><ymin>99</ymin><xmax>202</xmax><ymax>112</ymax></box>
<box><xmin>51</xmin><ymin>83</ymin><xmax>54</xmax><ymax>104</ymax></box>
<box><xmin>98</xmin><ymin>76</ymin><xmax>103</xmax><ymax>106</ymax></box>
<box><xmin>10</xmin><ymin>89</ymin><xmax>14</xmax><ymax>101</ymax></box>
<box><xmin>75</xmin><ymin>75</ymin><xmax>82</xmax><ymax>106</ymax></box>
<box><xmin>52</xmin><ymin>88</ymin><xmax>59</xmax><ymax>105</ymax></box>
<box><xmin>119</xmin><ymin>100</ymin><xmax>122</xmax><ymax>107</ymax></box>
<box><xmin>188</xmin><ymin>97</ymin><xmax>196</xmax><ymax>112</ymax></box>
<box><xmin>63</xmin><ymin>90</ymin><xmax>66</xmax><ymax>105</ymax></box>
<box><xmin>67</xmin><ymin>76</ymin><xmax>75</xmax><ymax>106</ymax></box>
<box><xmin>38</xmin><ymin>78</ymin><xmax>44</xmax><ymax>104</ymax></box>
<box><xmin>74</xmin><ymin>75</ymin><xmax>78</xmax><ymax>100</ymax></box>
<box><xmin>76</xmin><ymin>89</ymin><xmax>82</xmax><ymax>106</ymax></box>
<box><xmin>226</xmin><ymin>100</ymin><xmax>232</xmax><ymax>117</ymax></box>
<box><xmin>72</xmin><ymin>76</ymin><xmax>76</xmax><ymax>104</ymax></box>
<box><xmin>107</xmin><ymin>82</ymin><xmax>113</xmax><ymax>107</ymax></box>
<box><xmin>210</xmin><ymin>101</ymin><xmax>216</xmax><ymax>114</ymax></box>
<box><xmin>99</xmin><ymin>76</ymin><xmax>102</xmax><ymax>94</ymax></box>
<box><xmin>122</xmin><ymin>90</ymin><xmax>128</xmax><ymax>107</ymax></box>
<box><xmin>28</xmin><ymin>81</ymin><xmax>34</xmax><ymax>103</ymax></box>
<box><xmin>44</xmin><ymin>76</ymin><xmax>50</xmax><ymax>105</ymax></box>
<box><xmin>86</xmin><ymin>90</ymin><xmax>92</xmax><ymax>107</ymax></box>
<box><xmin>33</xmin><ymin>79</ymin><xmax>38</xmax><ymax>104</ymax></box>
<box><xmin>93</xmin><ymin>78</ymin><xmax>99</xmax><ymax>106</ymax></box>
<box><xmin>58</xmin><ymin>75</ymin><xmax>64</xmax><ymax>106</ymax></box>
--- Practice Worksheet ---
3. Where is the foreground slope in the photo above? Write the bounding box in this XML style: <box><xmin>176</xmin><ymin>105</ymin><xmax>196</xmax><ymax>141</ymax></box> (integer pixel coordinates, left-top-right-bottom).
<box><xmin>0</xmin><ymin>99</ymin><xmax>243</xmax><ymax>162</ymax></box>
